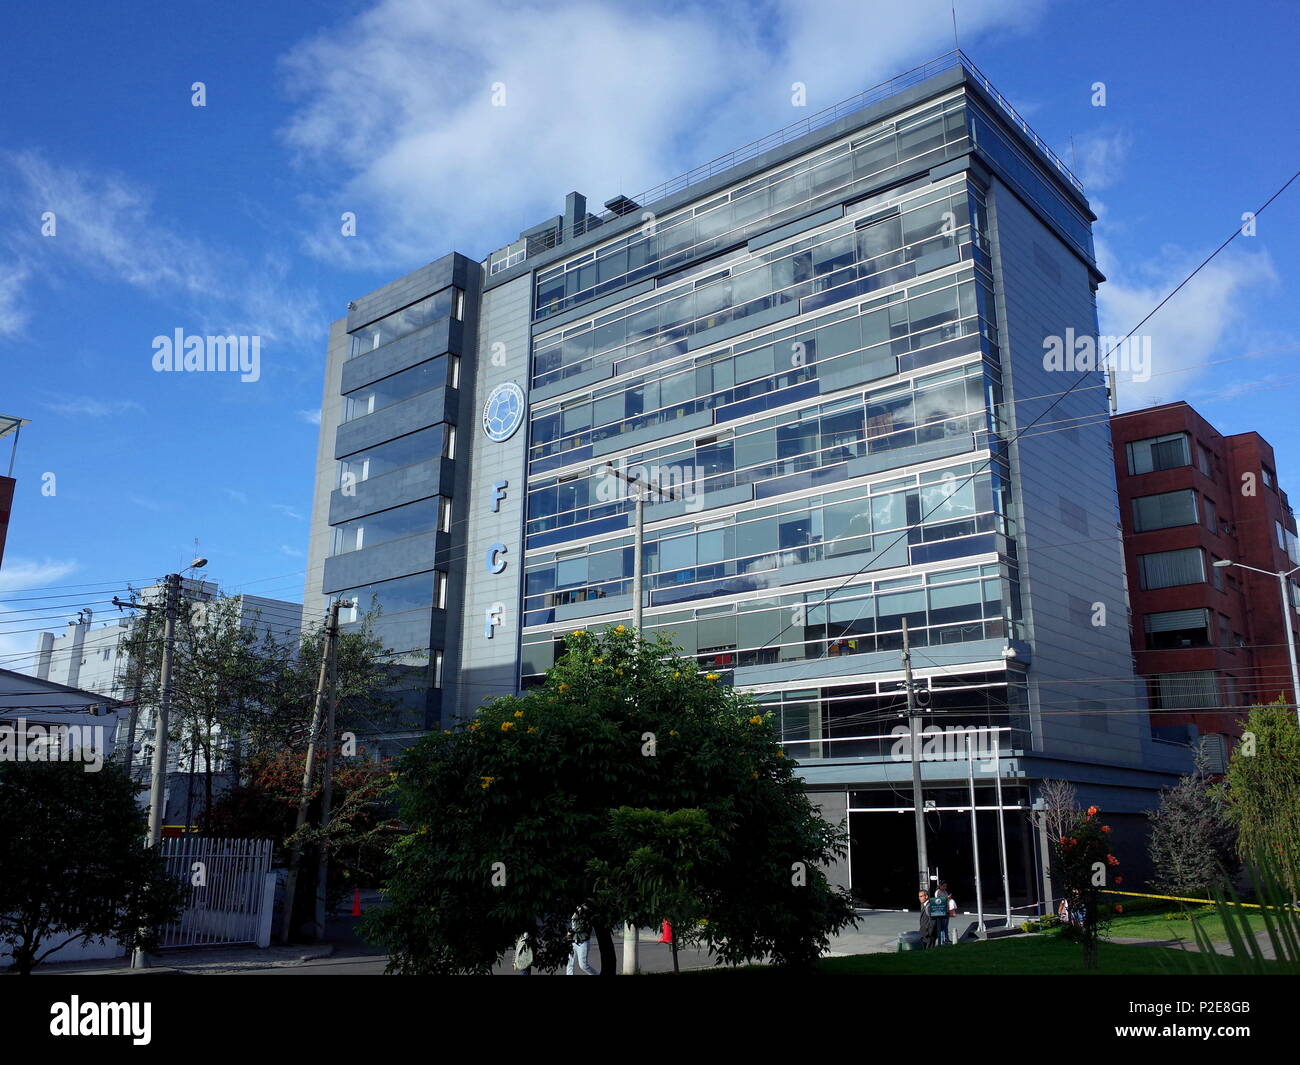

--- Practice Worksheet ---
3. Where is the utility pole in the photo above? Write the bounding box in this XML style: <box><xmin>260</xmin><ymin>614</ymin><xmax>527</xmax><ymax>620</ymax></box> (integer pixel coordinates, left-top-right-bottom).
<box><xmin>314</xmin><ymin>600</ymin><xmax>344</xmax><ymax>942</ymax></box>
<box><xmin>602</xmin><ymin>462</ymin><xmax>675</xmax><ymax>974</ymax></box>
<box><xmin>965</xmin><ymin>730</ymin><xmax>987</xmax><ymax>938</ymax></box>
<box><xmin>281</xmin><ymin>599</ymin><xmax>342</xmax><ymax>944</ymax></box>
<box><xmin>116</xmin><ymin>570</ymin><xmax>182</xmax><ymax>969</ymax></box>
<box><xmin>901</xmin><ymin>619</ymin><xmax>929</xmax><ymax>892</ymax></box>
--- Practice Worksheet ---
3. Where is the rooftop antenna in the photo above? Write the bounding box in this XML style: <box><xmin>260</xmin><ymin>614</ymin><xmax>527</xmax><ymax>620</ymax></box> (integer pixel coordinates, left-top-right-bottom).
<box><xmin>951</xmin><ymin>1</ymin><xmax>960</xmax><ymax>53</ymax></box>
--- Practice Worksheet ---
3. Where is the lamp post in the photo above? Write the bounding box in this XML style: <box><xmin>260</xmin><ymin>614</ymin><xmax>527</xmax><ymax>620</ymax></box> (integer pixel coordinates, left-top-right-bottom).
<box><xmin>1213</xmin><ymin>558</ymin><xmax>1300</xmax><ymax>729</ymax></box>
<box><xmin>601</xmin><ymin>462</ymin><xmax>676</xmax><ymax>975</ymax></box>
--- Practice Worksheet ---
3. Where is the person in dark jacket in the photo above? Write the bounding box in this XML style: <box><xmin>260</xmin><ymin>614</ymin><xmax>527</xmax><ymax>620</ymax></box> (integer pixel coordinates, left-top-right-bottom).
<box><xmin>918</xmin><ymin>890</ymin><xmax>937</xmax><ymax>948</ymax></box>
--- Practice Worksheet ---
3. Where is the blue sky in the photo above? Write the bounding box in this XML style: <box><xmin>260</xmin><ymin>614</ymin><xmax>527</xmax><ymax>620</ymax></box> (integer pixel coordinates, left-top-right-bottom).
<box><xmin>2</xmin><ymin>0</ymin><xmax>1297</xmax><ymax>664</ymax></box>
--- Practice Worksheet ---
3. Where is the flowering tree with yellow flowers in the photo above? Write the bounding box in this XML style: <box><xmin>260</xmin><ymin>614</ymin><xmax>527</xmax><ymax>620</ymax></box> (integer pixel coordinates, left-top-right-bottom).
<box><xmin>364</xmin><ymin>625</ymin><xmax>854</xmax><ymax>974</ymax></box>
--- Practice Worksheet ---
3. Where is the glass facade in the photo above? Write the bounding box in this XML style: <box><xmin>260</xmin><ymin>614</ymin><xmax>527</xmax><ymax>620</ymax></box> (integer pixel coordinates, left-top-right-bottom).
<box><xmin>517</xmin><ymin>99</ymin><xmax>1046</xmax><ymax>762</ymax></box>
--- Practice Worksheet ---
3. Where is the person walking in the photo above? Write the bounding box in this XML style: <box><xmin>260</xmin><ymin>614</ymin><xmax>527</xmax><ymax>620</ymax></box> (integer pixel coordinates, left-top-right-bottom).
<box><xmin>936</xmin><ymin>881</ymin><xmax>956</xmax><ymax>945</ymax></box>
<box><xmin>925</xmin><ymin>887</ymin><xmax>948</xmax><ymax>947</ymax></box>
<box><xmin>918</xmin><ymin>890</ymin><xmax>937</xmax><ymax>949</ymax></box>
<box><xmin>565</xmin><ymin>907</ymin><xmax>598</xmax><ymax>975</ymax></box>
<box><xmin>513</xmin><ymin>933</ymin><xmax>534</xmax><ymax>975</ymax></box>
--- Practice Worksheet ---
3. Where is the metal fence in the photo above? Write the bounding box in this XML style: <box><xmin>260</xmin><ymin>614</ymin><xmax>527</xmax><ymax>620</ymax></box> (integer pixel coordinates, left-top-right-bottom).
<box><xmin>158</xmin><ymin>837</ymin><xmax>276</xmax><ymax>949</ymax></box>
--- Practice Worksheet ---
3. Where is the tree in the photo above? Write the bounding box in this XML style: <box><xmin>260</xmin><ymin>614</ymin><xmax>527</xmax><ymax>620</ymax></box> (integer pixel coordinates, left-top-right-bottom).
<box><xmin>1148</xmin><ymin>742</ymin><xmax>1238</xmax><ymax>897</ymax></box>
<box><xmin>0</xmin><ymin>762</ymin><xmax>185</xmax><ymax>974</ymax></box>
<box><xmin>591</xmin><ymin>807</ymin><xmax>722</xmax><ymax>973</ymax></box>
<box><xmin>1224</xmin><ymin>701</ymin><xmax>1300</xmax><ymax>899</ymax></box>
<box><xmin>1040</xmin><ymin>779</ymin><xmax>1078</xmax><ymax>845</ymax></box>
<box><xmin>364</xmin><ymin>626</ymin><xmax>855</xmax><ymax>974</ymax></box>
<box><xmin>1051</xmin><ymin>804</ymin><xmax>1119</xmax><ymax>969</ymax></box>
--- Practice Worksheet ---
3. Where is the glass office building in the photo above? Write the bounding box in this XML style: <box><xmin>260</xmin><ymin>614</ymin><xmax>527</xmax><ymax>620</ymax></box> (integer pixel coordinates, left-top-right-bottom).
<box><xmin>304</xmin><ymin>53</ymin><xmax>1191</xmax><ymax>909</ymax></box>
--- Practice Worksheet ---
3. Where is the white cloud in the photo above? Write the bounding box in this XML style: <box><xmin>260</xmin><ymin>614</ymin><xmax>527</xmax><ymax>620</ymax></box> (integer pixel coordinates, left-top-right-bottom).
<box><xmin>41</xmin><ymin>395</ymin><xmax>144</xmax><ymax>418</ymax></box>
<box><xmin>298</xmin><ymin>409</ymin><xmax>322</xmax><ymax>426</ymax></box>
<box><xmin>280</xmin><ymin>544</ymin><xmax>305</xmax><ymax>558</ymax></box>
<box><xmin>271</xmin><ymin>504</ymin><xmax>304</xmax><ymax>520</ymax></box>
<box><xmin>1099</xmin><ymin>241</ymin><xmax>1279</xmax><ymax>410</ymax></box>
<box><xmin>279</xmin><ymin>0</ymin><xmax>1046</xmax><ymax>267</ymax></box>
<box><xmin>1072</xmin><ymin>129</ymin><xmax>1131</xmax><ymax>192</ymax></box>
<box><xmin>0</xmin><ymin>557</ymin><xmax>80</xmax><ymax>593</ymax></box>
<box><xmin>0</xmin><ymin>260</ymin><xmax>31</xmax><ymax>338</ymax></box>
<box><xmin>2</xmin><ymin>150</ymin><xmax>325</xmax><ymax>351</ymax></box>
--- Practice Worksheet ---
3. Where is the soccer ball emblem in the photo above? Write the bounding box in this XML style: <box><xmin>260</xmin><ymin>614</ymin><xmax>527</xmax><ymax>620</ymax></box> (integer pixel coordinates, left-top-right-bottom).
<box><xmin>482</xmin><ymin>382</ymin><xmax>525</xmax><ymax>442</ymax></box>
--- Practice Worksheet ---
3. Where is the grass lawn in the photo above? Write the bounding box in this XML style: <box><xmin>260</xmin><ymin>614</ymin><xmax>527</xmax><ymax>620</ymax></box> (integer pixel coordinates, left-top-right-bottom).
<box><xmin>1105</xmin><ymin>907</ymin><xmax>1270</xmax><ymax>944</ymax></box>
<box><xmin>690</xmin><ymin>933</ymin><xmax>1297</xmax><ymax>975</ymax></box>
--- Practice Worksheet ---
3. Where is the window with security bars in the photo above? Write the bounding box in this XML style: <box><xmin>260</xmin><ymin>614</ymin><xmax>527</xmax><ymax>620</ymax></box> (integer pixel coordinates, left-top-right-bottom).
<box><xmin>1144</xmin><ymin>608</ymin><xmax>1211</xmax><ymax>649</ymax></box>
<box><xmin>1132</xmin><ymin>490</ymin><xmax>1198</xmax><ymax>532</ymax></box>
<box><xmin>1150</xmin><ymin>670</ymin><xmax>1221</xmax><ymax>711</ymax></box>
<box><xmin>1126</xmin><ymin>433</ymin><xmax>1191</xmax><ymax>475</ymax></box>
<box><xmin>1138</xmin><ymin>547</ymin><xmax>1205</xmax><ymax>589</ymax></box>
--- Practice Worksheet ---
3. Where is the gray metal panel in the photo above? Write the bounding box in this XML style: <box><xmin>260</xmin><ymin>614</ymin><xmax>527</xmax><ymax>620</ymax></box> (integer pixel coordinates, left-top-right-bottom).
<box><xmin>592</xmin><ymin>410</ymin><xmax>714</xmax><ymax>458</ymax></box>
<box><xmin>333</xmin><ymin>389</ymin><xmax>453</xmax><ymax>459</ymax></box>
<box><xmin>530</xmin><ymin>362</ymin><xmax>615</xmax><ymax>404</ymax></box>
<box><xmin>642</xmin><ymin>483</ymin><xmax>753</xmax><ymax>523</ymax></box>
<box><xmin>735</xmin><ymin>638</ymin><xmax>1008</xmax><ymax>687</ymax></box>
<box><xmin>746</xmin><ymin>204</ymin><xmax>845</xmax><ymax>252</ymax></box>
<box><xmin>322</xmin><ymin>531</ymin><xmax>443</xmax><ymax>594</ymax></box>
<box><xmin>346</xmin><ymin>253</ymin><xmax>467</xmax><ymax>332</ymax></box>
<box><xmin>328</xmin><ymin>457</ymin><xmax>450</xmax><ymax>525</ymax></box>
<box><xmin>532</xmin><ymin>279</ymin><xmax>655</xmax><ymax>334</ymax></box>
<box><xmin>818</xmin><ymin>352</ymin><xmax>897</xmax><ymax>394</ymax></box>
<box><xmin>340</xmin><ymin>318</ymin><xmax>457</xmax><ymax>394</ymax></box>
<box><xmin>845</xmin><ymin>434</ymin><xmax>976</xmax><ymax>478</ymax></box>
<box><xmin>554</xmin><ymin>592</ymin><xmax>635</xmax><ymax>623</ymax></box>
<box><xmin>687</xmin><ymin>301</ymin><xmax>799</xmax><ymax>351</ymax></box>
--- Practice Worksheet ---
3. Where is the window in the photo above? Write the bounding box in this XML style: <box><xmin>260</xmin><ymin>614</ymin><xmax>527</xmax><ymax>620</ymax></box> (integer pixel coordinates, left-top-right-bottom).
<box><xmin>1210</xmin><ymin>554</ymin><xmax>1225</xmax><ymax>591</ymax></box>
<box><xmin>1203</xmin><ymin>496</ymin><xmax>1217</xmax><ymax>533</ymax></box>
<box><xmin>443</xmin><ymin>426</ymin><xmax>457</xmax><ymax>460</ymax></box>
<box><xmin>343</xmin><ymin>361</ymin><xmax>440</xmax><ymax>422</ymax></box>
<box><xmin>1138</xmin><ymin>548</ymin><xmax>1205</xmax><ymax>589</ymax></box>
<box><xmin>434</xmin><ymin>571</ymin><xmax>448</xmax><ymax>610</ymax></box>
<box><xmin>433</xmin><ymin>650</ymin><xmax>445</xmax><ymax>688</ymax></box>
<box><xmin>347</xmin><ymin>287</ymin><xmax>462</xmax><ymax>359</ymax></box>
<box><xmin>1144</xmin><ymin>609</ymin><xmax>1210</xmax><ymax>650</ymax></box>
<box><xmin>438</xmin><ymin>496</ymin><xmax>452</xmax><ymax>533</ymax></box>
<box><xmin>448</xmin><ymin>354</ymin><xmax>461</xmax><ymax>390</ymax></box>
<box><xmin>336</xmin><ymin>572</ymin><xmax>434</xmax><ymax>623</ymax></box>
<box><xmin>1263</xmin><ymin>466</ymin><xmax>1276</xmax><ymax>489</ymax></box>
<box><xmin>1126</xmin><ymin>433</ymin><xmax>1190</xmax><ymax>475</ymax></box>
<box><xmin>1218</xmin><ymin>613</ymin><xmax>1232</xmax><ymax>648</ymax></box>
<box><xmin>331</xmin><ymin>498</ymin><xmax>440</xmax><ymax>556</ymax></box>
<box><xmin>338</xmin><ymin>427</ymin><xmax>442</xmax><ymax>487</ymax></box>
<box><xmin>1196</xmin><ymin>443</ymin><xmax>1213</xmax><ymax>476</ymax></box>
<box><xmin>1132</xmin><ymin>490</ymin><xmax>1197</xmax><ymax>532</ymax></box>
<box><xmin>1150</xmin><ymin>671</ymin><xmax>1221</xmax><ymax>711</ymax></box>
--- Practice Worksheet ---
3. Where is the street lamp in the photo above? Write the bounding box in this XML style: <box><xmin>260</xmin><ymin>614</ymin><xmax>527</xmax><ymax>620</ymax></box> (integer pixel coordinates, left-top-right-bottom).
<box><xmin>1212</xmin><ymin>558</ymin><xmax>1300</xmax><ymax>728</ymax></box>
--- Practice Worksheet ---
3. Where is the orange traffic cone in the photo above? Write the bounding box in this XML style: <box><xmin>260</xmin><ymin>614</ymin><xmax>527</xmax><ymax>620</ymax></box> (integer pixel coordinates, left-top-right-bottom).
<box><xmin>351</xmin><ymin>888</ymin><xmax>363</xmax><ymax>917</ymax></box>
<box><xmin>658</xmin><ymin>921</ymin><xmax>673</xmax><ymax>943</ymax></box>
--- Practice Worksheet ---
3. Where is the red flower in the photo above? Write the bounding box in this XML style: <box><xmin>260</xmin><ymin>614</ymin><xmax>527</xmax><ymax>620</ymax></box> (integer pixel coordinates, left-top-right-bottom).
<box><xmin>1087</xmin><ymin>805</ymin><xmax>1099</xmax><ymax>817</ymax></box>
<box><xmin>1115</xmin><ymin>904</ymin><xmax>1124</xmax><ymax>913</ymax></box>
<box><xmin>1101</xmin><ymin>825</ymin><xmax>1111</xmax><ymax>833</ymax></box>
<box><xmin>1113</xmin><ymin>875</ymin><xmax>1124</xmax><ymax>885</ymax></box>
<box><xmin>1106</xmin><ymin>854</ymin><xmax>1120</xmax><ymax>867</ymax></box>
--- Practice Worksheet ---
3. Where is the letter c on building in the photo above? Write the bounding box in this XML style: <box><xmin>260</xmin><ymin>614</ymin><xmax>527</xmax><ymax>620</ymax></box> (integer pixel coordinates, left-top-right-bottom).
<box><xmin>487</xmin><ymin>543</ymin><xmax>507</xmax><ymax>574</ymax></box>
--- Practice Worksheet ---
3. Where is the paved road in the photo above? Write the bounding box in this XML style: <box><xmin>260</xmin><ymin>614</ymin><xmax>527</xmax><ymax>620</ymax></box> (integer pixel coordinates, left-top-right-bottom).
<box><xmin>41</xmin><ymin>909</ymin><xmax>1012</xmax><ymax>975</ymax></box>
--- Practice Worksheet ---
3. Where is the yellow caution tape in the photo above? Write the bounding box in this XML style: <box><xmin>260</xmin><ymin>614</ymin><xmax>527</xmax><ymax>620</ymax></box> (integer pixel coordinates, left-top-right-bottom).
<box><xmin>1100</xmin><ymin>888</ymin><xmax>1262</xmax><ymax>909</ymax></box>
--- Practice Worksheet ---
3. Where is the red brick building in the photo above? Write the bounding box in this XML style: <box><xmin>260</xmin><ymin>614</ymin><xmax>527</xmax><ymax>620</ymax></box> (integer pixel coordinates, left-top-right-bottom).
<box><xmin>1111</xmin><ymin>402</ymin><xmax>1300</xmax><ymax>769</ymax></box>
<box><xmin>0</xmin><ymin>415</ymin><xmax>27</xmax><ymax>572</ymax></box>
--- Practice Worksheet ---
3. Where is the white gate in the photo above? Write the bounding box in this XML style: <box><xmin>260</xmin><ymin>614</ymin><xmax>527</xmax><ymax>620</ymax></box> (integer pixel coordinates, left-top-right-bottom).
<box><xmin>158</xmin><ymin>837</ymin><xmax>276</xmax><ymax>949</ymax></box>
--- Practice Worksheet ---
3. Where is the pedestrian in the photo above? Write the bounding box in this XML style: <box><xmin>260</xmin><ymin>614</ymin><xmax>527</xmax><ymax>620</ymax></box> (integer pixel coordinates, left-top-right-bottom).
<box><xmin>513</xmin><ymin>933</ymin><xmax>533</xmax><ymax>975</ymax></box>
<box><xmin>926</xmin><ymin>886</ymin><xmax>948</xmax><ymax>946</ymax></box>
<box><xmin>1057</xmin><ymin>896</ymin><xmax>1070</xmax><ymax>924</ymax></box>
<box><xmin>565</xmin><ymin>907</ymin><xmax>598</xmax><ymax>975</ymax></box>
<box><xmin>936</xmin><ymin>881</ymin><xmax>956</xmax><ymax>945</ymax></box>
<box><xmin>918</xmin><ymin>890</ymin><xmax>937</xmax><ymax>948</ymax></box>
